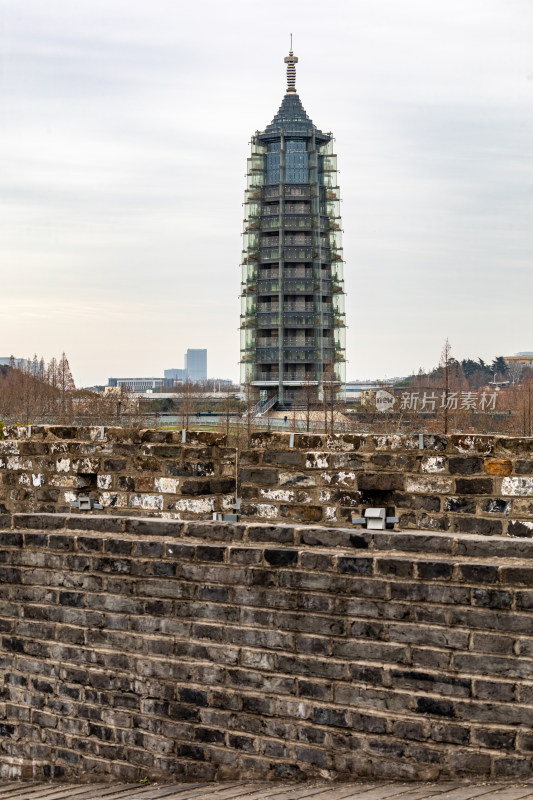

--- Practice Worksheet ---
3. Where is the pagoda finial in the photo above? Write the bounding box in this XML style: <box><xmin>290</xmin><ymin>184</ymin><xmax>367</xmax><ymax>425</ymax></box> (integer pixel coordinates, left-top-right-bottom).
<box><xmin>284</xmin><ymin>37</ymin><xmax>298</xmax><ymax>94</ymax></box>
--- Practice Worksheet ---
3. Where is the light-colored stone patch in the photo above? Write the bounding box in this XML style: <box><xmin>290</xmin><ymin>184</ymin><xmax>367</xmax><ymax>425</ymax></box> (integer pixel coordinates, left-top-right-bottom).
<box><xmin>325</xmin><ymin>506</ymin><xmax>337</xmax><ymax>521</ymax></box>
<box><xmin>174</xmin><ymin>497</ymin><xmax>215</xmax><ymax>513</ymax></box>
<box><xmin>221</xmin><ymin>494</ymin><xmax>236</xmax><ymax>510</ymax></box>
<box><xmin>325</xmin><ymin>435</ymin><xmax>356</xmax><ymax>452</ymax></box>
<box><xmin>64</xmin><ymin>491</ymin><xmax>77</xmax><ymax>503</ymax></box>
<box><xmin>154</xmin><ymin>477</ymin><xmax>180</xmax><ymax>494</ymax></box>
<box><xmin>31</xmin><ymin>473</ymin><xmax>44</xmax><ymax>487</ymax></box>
<box><xmin>319</xmin><ymin>489</ymin><xmax>333</xmax><ymax>503</ymax></box>
<box><xmin>19</xmin><ymin>474</ymin><xmax>30</xmax><ymax>486</ymax></box>
<box><xmin>97</xmin><ymin>475</ymin><xmax>112</xmax><ymax>490</ymax></box>
<box><xmin>89</xmin><ymin>427</ymin><xmax>105</xmax><ymax>441</ymax></box>
<box><xmin>0</xmin><ymin>763</ymin><xmax>22</xmax><ymax>779</ymax></box>
<box><xmin>421</xmin><ymin>457</ymin><xmax>446</xmax><ymax>474</ymax></box>
<box><xmin>51</xmin><ymin>443</ymin><xmax>69</xmax><ymax>454</ymax></box>
<box><xmin>374</xmin><ymin>435</ymin><xmax>402</xmax><ymax>451</ymax></box>
<box><xmin>321</xmin><ymin>470</ymin><xmax>355</xmax><ymax>486</ymax></box>
<box><xmin>254</xmin><ymin>503</ymin><xmax>278</xmax><ymax>518</ymax></box>
<box><xmin>502</xmin><ymin>477</ymin><xmax>533</xmax><ymax>497</ymax></box>
<box><xmin>50</xmin><ymin>475</ymin><xmax>88</xmax><ymax>488</ymax></box>
<box><xmin>98</xmin><ymin>492</ymin><xmax>128</xmax><ymax>508</ymax></box>
<box><xmin>279</xmin><ymin>473</ymin><xmax>316</xmax><ymax>487</ymax></box>
<box><xmin>0</xmin><ymin>442</ymin><xmax>20</xmax><ymax>455</ymax></box>
<box><xmin>454</xmin><ymin>436</ymin><xmax>493</xmax><ymax>455</ymax></box>
<box><xmin>56</xmin><ymin>458</ymin><xmax>71</xmax><ymax>473</ymax></box>
<box><xmin>1</xmin><ymin>426</ymin><xmax>17</xmax><ymax>439</ymax></box>
<box><xmin>305</xmin><ymin>453</ymin><xmax>330</xmax><ymax>469</ymax></box>
<box><xmin>72</xmin><ymin>458</ymin><xmax>99</xmax><ymax>474</ymax></box>
<box><xmin>129</xmin><ymin>494</ymin><xmax>164</xmax><ymax>510</ymax></box>
<box><xmin>260</xmin><ymin>488</ymin><xmax>295</xmax><ymax>502</ymax></box>
<box><xmin>7</xmin><ymin>456</ymin><xmax>32</xmax><ymax>471</ymax></box>
<box><xmin>406</xmin><ymin>476</ymin><xmax>453</xmax><ymax>494</ymax></box>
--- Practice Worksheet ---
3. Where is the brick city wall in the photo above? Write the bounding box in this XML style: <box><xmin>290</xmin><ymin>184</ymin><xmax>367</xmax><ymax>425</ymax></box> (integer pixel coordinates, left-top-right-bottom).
<box><xmin>1</xmin><ymin>426</ymin><xmax>533</xmax><ymax>535</ymax></box>
<box><xmin>1</xmin><ymin>513</ymin><xmax>533</xmax><ymax>782</ymax></box>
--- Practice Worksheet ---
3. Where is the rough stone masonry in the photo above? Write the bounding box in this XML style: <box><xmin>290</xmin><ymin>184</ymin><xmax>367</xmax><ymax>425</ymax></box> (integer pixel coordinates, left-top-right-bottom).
<box><xmin>1</xmin><ymin>426</ymin><xmax>533</xmax><ymax>534</ymax></box>
<box><xmin>1</xmin><ymin>513</ymin><xmax>533</xmax><ymax>782</ymax></box>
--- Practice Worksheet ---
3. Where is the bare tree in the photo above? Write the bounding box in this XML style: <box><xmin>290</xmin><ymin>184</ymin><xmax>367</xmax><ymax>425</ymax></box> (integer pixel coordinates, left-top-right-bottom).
<box><xmin>57</xmin><ymin>352</ymin><xmax>76</xmax><ymax>422</ymax></box>
<box><xmin>440</xmin><ymin>338</ymin><xmax>452</xmax><ymax>434</ymax></box>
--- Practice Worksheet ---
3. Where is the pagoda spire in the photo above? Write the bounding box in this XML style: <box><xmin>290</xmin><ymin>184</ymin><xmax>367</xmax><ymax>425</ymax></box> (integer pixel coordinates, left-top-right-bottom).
<box><xmin>284</xmin><ymin>36</ymin><xmax>298</xmax><ymax>94</ymax></box>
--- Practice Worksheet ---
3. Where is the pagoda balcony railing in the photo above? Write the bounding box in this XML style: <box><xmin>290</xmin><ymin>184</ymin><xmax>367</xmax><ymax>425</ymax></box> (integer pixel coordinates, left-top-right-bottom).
<box><xmin>320</xmin><ymin>280</ymin><xmax>333</xmax><ymax>294</ymax></box>
<box><xmin>282</xmin><ymin>312</ymin><xmax>318</xmax><ymax>328</ymax></box>
<box><xmin>284</xmin><ymin>246</ymin><xmax>313</xmax><ymax>261</ymax></box>
<box><xmin>255</xmin><ymin>372</ymin><xmax>280</xmax><ymax>381</ymax></box>
<box><xmin>259</xmin><ymin>269</ymin><xmax>279</xmax><ymax>280</ymax></box>
<box><xmin>284</xmin><ymin>235</ymin><xmax>312</xmax><ymax>246</ymax></box>
<box><xmin>263</xmin><ymin>187</ymin><xmax>281</xmax><ymax>199</ymax></box>
<box><xmin>258</xmin><ymin>304</ymin><xmax>279</xmax><ymax>313</ymax></box>
<box><xmin>257</xmin><ymin>338</ymin><xmax>279</xmax><ymax>348</ymax></box>
<box><xmin>284</xmin><ymin>338</ymin><xmax>316</xmax><ymax>347</ymax></box>
<box><xmin>285</xmin><ymin>186</ymin><xmax>310</xmax><ymax>198</ymax></box>
<box><xmin>283</xmin><ymin>278</ymin><xmax>316</xmax><ymax>293</ymax></box>
<box><xmin>284</xmin><ymin>302</ymin><xmax>315</xmax><ymax>312</ymax></box>
<box><xmin>260</xmin><ymin>238</ymin><xmax>280</xmax><ymax>251</ymax></box>
<box><xmin>255</xmin><ymin>349</ymin><xmax>279</xmax><ymax>363</ymax></box>
<box><xmin>283</xmin><ymin>215</ymin><xmax>311</xmax><ymax>230</ymax></box>
<box><xmin>284</xmin><ymin>371</ymin><xmax>311</xmax><ymax>381</ymax></box>
<box><xmin>261</xmin><ymin>206</ymin><xmax>280</xmax><ymax>216</ymax></box>
<box><xmin>257</xmin><ymin>279</ymin><xmax>280</xmax><ymax>294</ymax></box>
<box><xmin>257</xmin><ymin>315</ymin><xmax>280</xmax><ymax>328</ymax></box>
<box><xmin>261</xmin><ymin>217</ymin><xmax>280</xmax><ymax>230</ymax></box>
<box><xmin>284</xmin><ymin>350</ymin><xmax>318</xmax><ymax>363</ymax></box>
<box><xmin>260</xmin><ymin>249</ymin><xmax>280</xmax><ymax>262</ymax></box>
<box><xmin>284</xmin><ymin>269</ymin><xmax>312</xmax><ymax>279</ymax></box>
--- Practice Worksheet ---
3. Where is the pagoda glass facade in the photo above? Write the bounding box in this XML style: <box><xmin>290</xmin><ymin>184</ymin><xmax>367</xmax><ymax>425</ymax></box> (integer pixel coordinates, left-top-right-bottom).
<box><xmin>240</xmin><ymin>49</ymin><xmax>346</xmax><ymax>407</ymax></box>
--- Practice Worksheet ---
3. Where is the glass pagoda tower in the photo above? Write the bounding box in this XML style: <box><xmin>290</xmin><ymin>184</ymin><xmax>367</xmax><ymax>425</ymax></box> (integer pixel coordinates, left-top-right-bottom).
<box><xmin>239</xmin><ymin>47</ymin><xmax>346</xmax><ymax>408</ymax></box>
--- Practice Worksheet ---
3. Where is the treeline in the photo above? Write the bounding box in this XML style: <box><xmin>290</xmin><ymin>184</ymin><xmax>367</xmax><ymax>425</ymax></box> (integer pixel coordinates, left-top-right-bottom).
<box><xmin>0</xmin><ymin>353</ymin><xmax>75</xmax><ymax>424</ymax></box>
<box><xmin>0</xmin><ymin>354</ymin><xmax>146</xmax><ymax>426</ymax></box>
<box><xmin>401</xmin><ymin>355</ymin><xmax>530</xmax><ymax>392</ymax></box>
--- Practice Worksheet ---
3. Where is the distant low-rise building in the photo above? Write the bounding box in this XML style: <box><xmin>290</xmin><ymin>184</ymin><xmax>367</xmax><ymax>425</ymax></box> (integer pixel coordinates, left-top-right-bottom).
<box><xmin>505</xmin><ymin>352</ymin><xmax>533</xmax><ymax>367</ymax></box>
<box><xmin>164</xmin><ymin>368</ymin><xmax>187</xmax><ymax>383</ymax></box>
<box><xmin>107</xmin><ymin>377</ymin><xmax>165</xmax><ymax>392</ymax></box>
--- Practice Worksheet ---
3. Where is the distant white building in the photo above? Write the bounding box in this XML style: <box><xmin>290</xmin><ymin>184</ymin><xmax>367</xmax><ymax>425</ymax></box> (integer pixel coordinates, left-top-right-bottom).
<box><xmin>107</xmin><ymin>377</ymin><xmax>165</xmax><ymax>392</ymax></box>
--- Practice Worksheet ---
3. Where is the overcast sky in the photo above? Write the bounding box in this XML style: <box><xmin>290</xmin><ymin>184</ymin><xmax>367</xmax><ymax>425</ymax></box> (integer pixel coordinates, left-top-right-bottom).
<box><xmin>1</xmin><ymin>0</ymin><xmax>532</xmax><ymax>386</ymax></box>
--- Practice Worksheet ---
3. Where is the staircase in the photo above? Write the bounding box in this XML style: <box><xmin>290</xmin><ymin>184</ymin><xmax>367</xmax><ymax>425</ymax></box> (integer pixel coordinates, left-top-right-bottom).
<box><xmin>251</xmin><ymin>395</ymin><xmax>278</xmax><ymax>418</ymax></box>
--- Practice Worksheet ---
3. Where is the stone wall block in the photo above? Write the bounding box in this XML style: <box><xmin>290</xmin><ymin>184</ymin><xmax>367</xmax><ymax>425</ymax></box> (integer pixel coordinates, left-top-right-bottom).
<box><xmin>406</xmin><ymin>476</ymin><xmax>453</xmax><ymax>494</ymax></box>
<box><xmin>358</xmin><ymin>474</ymin><xmax>404</xmax><ymax>492</ymax></box>
<box><xmin>484</xmin><ymin>458</ymin><xmax>513</xmax><ymax>476</ymax></box>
